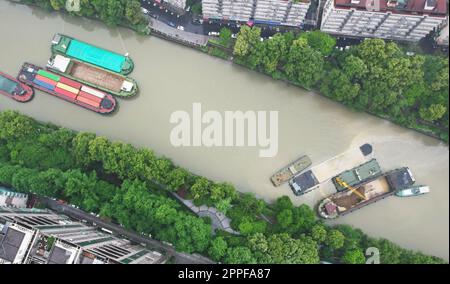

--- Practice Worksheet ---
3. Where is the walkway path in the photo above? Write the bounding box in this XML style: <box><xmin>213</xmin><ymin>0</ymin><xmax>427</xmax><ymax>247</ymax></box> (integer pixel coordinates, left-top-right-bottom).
<box><xmin>148</xmin><ymin>17</ymin><xmax>209</xmax><ymax>47</ymax></box>
<box><xmin>172</xmin><ymin>193</ymin><xmax>240</xmax><ymax>235</ymax></box>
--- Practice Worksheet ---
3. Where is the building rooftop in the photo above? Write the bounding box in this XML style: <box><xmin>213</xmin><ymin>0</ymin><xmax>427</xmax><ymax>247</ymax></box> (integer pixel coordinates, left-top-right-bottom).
<box><xmin>334</xmin><ymin>0</ymin><xmax>448</xmax><ymax>16</ymax></box>
<box><xmin>0</xmin><ymin>227</ymin><xmax>25</xmax><ymax>262</ymax></box>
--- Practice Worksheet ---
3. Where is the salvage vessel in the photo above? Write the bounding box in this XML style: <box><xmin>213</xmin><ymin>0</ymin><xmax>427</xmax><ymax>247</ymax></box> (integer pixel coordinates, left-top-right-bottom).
<box><xmin>51</xmin><ymin>34</ymin><xmax>134</xmax><ymax>75</ymax></box>
<box><xmin>0</xmin><ymin>71</ymin><xmax>33</xmax><ymax>102</ymax></box>
<box><xmin>270</xmin><ymin>155</ymin><xmax>312</xmax><ymax>186</ymax></box>
<box><xmin>18</xmin><ymin>63</ymin><xmax>116</xmax><ymax>114</ymax></box>
<box><xmin>47</xmin><ymin>54</ymin><xmax>138</xmax><ymax>98</ymax></box>
<box><xmin>318</xmin><ymin>167</ymin><xmax>416</xmax><ymax>219</ymax></box>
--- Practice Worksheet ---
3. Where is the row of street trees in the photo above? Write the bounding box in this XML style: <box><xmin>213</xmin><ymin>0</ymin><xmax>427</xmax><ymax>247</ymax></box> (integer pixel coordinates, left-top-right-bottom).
<box><xmin>233</xmin><ymin>27</ymin><xmax>449</xmax><ymax>141</ymax></box>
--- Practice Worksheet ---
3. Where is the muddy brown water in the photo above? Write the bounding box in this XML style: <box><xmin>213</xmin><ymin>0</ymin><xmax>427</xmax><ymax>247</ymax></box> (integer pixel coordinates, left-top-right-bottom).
<box><xmin>0</xmin><ymin>1</ymin><xmax>448</xmax><ymax>260</ymax></box>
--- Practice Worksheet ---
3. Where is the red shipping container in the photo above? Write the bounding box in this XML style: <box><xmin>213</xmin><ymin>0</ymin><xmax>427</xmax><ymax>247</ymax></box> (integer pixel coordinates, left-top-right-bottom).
<box><xmin>77</xmin><ymin>95</ymin><xmax>101</xmax><ymax>108</ymax></box>
<box><xmin>35</xmin><ymin>74</ymin><xmax>57</xmax><ymax>86</ymax></box>
<box><xmin>59</xmin><ymin>76</ymin><xmax>82</xmax><ymax>89</ymax></box>
<box><xmin>54</xmin><ymin>87</ymin><xmax>78</xmax><ymax>100</ymax></box>
<box><xmin>78</xmin><ymin>91</ymin><xmax>102</xmax><ymax>104</ymax></box>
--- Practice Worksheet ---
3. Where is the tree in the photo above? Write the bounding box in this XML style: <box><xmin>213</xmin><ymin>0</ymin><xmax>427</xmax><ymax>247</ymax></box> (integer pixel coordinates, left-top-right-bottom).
<box><xmin>225</xmin><ymin>246</ymin><xmax>256</xmax><ymax>264</ymax></box>
<box><xmin>342</xmin><ymin>249</ymin><xmax>366</xmax><ymax>264</ymax></box>
<box><xmin>261</xmin><ymin>34</ymin><xmax>288</xmax><ymax>74</ymax></box>
<box><xmin>125</xmin><ymin>0</ymin><xmax>144</xmax><ymax>25</ymax></box>
<box><xmin>233</xmin><ymin>26</ymin><xmax>261</xmax><ymax>57</ymax></box>
<box><xmin>285</xmin><ymin>38</ymin><xmax>324</xmax><ymax>89</ymax></box>
<box><xmin>190</xmin><ymin>177</ymin><xmax>211</xmax><ymax>201</ymax></box>
<box><xmin>419</xmin><ymin>104</ymin><xmax>447</xmax><ymax>122</ymax></box>
<box><xmin>248</xmin><ymin>233</ymin><xmax>320</xmax><ymax>264</ymax></box>
<box><xmin>321</xmin><ymin>69</ymin><xmax>360</xmax><ymax>103</ymax></box>
<box><xmin>208</xmin><ymin>237</ymin><xmax>228</xmax><ymax>261</ymax></box>
<box><xmin>311</xmin><ymin>224</ymin><xmax>327</xmax><ymax>243</ymax></box>
<box><xmin>166</xmin><ymin>167</ymin><xmax>189</xmax><ymax>191</ymax></box>
<box><xmin>0</xmin><ymin>110</ymin><xmax>36</xmax><ymax>140</ymax></box>
<box><xmin>326</xmin><ymin>229</ymin><xmax>345</xmax><ymax>250</ymax></box>
<box><xmin>299</xmin><ymin>31</ymin><xmax>336</xmax><ymax>56</ymax></box>
<box><xmin>342</xmin><ymin>55</ymin><xmax>368</xmax><ymax>80</ymax></box>
<box><xmin>276</xmin><ymin>209</ymin><xmax>293</xmax><ymax>229</ymax></box>
<box><xmin>219</xmin><ymin>27</ymin><xmax>232</xmax><ymax>47</ymax></box>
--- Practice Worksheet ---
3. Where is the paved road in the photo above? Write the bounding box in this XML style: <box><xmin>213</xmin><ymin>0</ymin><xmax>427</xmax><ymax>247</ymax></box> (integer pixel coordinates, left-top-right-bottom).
<box><xmin>140</xmin><ymin>0</ymin><xmax>302</xmax><ymax>38</ymax></box>
<box><xmin>39</xmin><ymin>197</ymin><xmax>215</xmax><ymax>264</ymax></box>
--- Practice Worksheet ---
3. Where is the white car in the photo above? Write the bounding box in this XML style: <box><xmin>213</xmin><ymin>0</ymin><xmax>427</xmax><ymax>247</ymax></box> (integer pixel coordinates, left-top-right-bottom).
<box><xmin>177</xmin><ymin>25</ymin><xmax>185</xmax><ymax>31</ymax></box>
<box><xmin>208</xmin><ymin>31</ymin><xmax>220</xmax><ymax>36</ymax></box>
<box><xmin>231</xmin><ymin>34</ymin><xmax>238</xmax><ymax>39</ymax></box>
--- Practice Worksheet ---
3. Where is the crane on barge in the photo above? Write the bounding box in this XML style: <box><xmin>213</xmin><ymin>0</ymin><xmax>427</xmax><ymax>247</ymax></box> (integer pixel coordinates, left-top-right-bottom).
<box><xmin>335</xmin><ymin>177</ymin><xmax>368</xmax><ymax>200</ymax></box>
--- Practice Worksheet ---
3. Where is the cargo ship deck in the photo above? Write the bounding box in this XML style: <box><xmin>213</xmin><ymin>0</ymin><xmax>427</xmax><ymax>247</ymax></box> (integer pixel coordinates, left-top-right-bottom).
<box><xmin>47</xmin><ymin>54</ymin><xmax>138</xmax><ymax>97</ymax></box>
<box><xmin>318</xmin><ymin>167</ymin><xmax>415</xmax><ymax>219</ymax></box>
<box><xmin>0</xmin><ymin>71</ymin><xmax>33</xmax><ymax>103</ymax></box>
<box><xmin>18</xmin><ymin>63</ymin><xmax>116</xmax><ymax>114</ymax></box>
<box><xmin>51</xmin><ymin>34</ymin><xmax>134</xmax><ymax>75</ymax></box>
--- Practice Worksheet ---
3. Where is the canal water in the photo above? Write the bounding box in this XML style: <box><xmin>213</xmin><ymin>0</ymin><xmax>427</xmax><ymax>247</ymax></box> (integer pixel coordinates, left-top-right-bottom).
<box><xmin>1</xmin><ymin>1</ymin><xmax>448</xmax><ymax>260</ymax></box>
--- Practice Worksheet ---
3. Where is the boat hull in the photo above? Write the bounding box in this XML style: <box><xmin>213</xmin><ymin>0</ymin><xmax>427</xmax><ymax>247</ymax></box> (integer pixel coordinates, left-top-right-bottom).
<box><xmin>47</xmin><ymin>54</ymin><xmax>138</xmax><ymax>98</ymax></box>
<box><xmin>0</xmin><ymin>71</ymin><xmax>34</xmax><ymax>103</ymax></box>
<box><xmin>17</xmin><ymin>63</ymin><xmax>116</xmax><ymax>114</ymax></box>
<box><xmin>51</xmin><ymin>34</ymin><xmax>134</xmax><ymax>75</ymax></box>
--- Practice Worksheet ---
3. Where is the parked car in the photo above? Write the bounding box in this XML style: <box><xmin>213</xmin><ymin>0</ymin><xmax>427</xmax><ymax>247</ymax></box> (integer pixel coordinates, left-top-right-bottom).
<box><xmin>231</xmin><ymin>33</ymin><xmax>238</xmax><ymax>39</ymax></box>
<box><xmin>168</xmin><ymin>21</ymin><xmax>176</xmax><ymax>28</ymax></box>
<box><xmin>177</xmin><ymin>25</ymin><xmax>185</xmax><ymax>31</ymax></box>
<box><xmin>208</xmin><ymin>31</ymin><xmax>220</xmax><ymax>36</ymax></box>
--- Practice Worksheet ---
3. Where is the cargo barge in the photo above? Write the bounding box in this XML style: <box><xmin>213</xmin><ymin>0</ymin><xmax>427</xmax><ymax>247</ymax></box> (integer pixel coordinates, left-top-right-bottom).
<box><xmin>51</xmin><ymin>34</ymin><xmax>134</xmax><ymax>75</ymax></box>
<box><xmin>47</xmin><ymin>54</ymin><xmax>138</xmax><ymax>98</ymax></box>
<box><xmin>270</xmin><ymin>155</ymin><xmax>312</xmax><ymax>186</ymax></box>
<box><xmin>18</xmin><ymin>63</ymin><xmax>116</xmax><ymax>114</ymax></box>
<box><xmin>0</xmin><ymin>71</ymin><xmax>33</xmax><ymax>102</ymax></box>
<box><xmin>318</xmin><ymin>167</ymin><xmax>416</xmax><ymax>219</ymax></box>
<box><xmin>290</xmin><ymin>143</ymin><xmax>373</xmax><ymax>196</ymax></box>
<box><xmin>332</xmin><ymin>159</ymin><xmax>382</xmax><ymax>192</ymax></box>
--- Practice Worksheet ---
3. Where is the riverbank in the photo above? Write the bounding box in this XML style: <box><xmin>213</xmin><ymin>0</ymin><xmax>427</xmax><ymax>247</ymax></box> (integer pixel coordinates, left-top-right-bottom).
<box><xmin>0</xmin><ymin>1</ymin><xmax>448</xmax><ymax>261</ymax></box>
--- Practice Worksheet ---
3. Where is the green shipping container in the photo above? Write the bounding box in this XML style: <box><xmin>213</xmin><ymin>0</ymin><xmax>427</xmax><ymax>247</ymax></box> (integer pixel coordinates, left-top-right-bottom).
<box><xmin>37</xmin><ymin>69</ymin><xmax>60</xmax><ymax>82</ymax></box>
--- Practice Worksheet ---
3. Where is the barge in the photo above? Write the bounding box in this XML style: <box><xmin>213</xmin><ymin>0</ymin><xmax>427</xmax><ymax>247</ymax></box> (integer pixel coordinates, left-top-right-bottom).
<box><xmin>0</xmin><ymin>71</ymin><xmax>33</xmax><ymax>102</ymax></box>
<box><xmin>270</xmin><ymin>155</ymin><xmax>312</xmax><ymax>186</ymax></box>
<box><xmin>51</xmin><ymin>34</ymin><xmax>134</xmax><ymax>75</ymax></box>
<box><xmin>18</xmin><ymin>63</ymin><xmax>116</xmax><ymax>114</ymax></box>
<box><xmin>318</xmin><ymin>167</ymin><xmax>416</xmax><ymax>219</ymax></box>
<box><xmin>332</xmin><ymin>159</ymin><xmax>382</xmax><ymax>192</ymax></box>
<box><xmin>47</xmin><ymin>54</ymin><xmax>138</xmax><ymax>98</ymax></box>
<box><xmin>289</xmin><ymin>143</ymin><xmax>373</xmax><ymax>196</ymax></box>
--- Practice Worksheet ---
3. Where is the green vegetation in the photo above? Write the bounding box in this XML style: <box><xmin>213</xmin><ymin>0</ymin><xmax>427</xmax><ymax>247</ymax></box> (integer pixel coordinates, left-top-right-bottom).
<box><xmin>18</xmin><ymin>0</ymin><xmax>149</xmax><ymax>34</ymax></box>
<box><xmin>0</xmin><ymin>110</ymin><xmax>446</xmax><ymax>264</ymax></box>
<box><xmin>232</xmin><ymin>27</ymin><xmax>449</xmax><ymax>142</ymax></box>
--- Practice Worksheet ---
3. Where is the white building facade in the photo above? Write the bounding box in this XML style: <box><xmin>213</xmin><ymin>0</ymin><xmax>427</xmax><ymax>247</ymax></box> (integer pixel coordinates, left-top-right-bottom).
<box><xmin>202</xmin><ymin>0</ymin><xmax>312</xmax><ymax>27</ymax></box>
<box><xmin>320</xmin><ymin>0</ymin><xmax>448</xmax><ymax>41</ymax></box>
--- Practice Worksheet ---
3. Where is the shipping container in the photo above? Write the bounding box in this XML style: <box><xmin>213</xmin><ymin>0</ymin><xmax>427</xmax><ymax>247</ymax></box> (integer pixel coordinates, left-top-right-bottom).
<box><xmin>37</xmin><ymin>70</ymin><xmax>60</xmax><ymax>82</ymax></box>
<box><xmin>33</xmin><ymin>79</ymin><xmax>55</xmax><ymax>91</ymax></box>
<box><xmin>35</xmin><ymin>74</ymin><xmax>57</xmax><ymax>87</ymax></box>
<box><xmin>56</xmin><ymin>82</ymin><xmax>79</xmax><ymax>94</ymax></box>
<box><xmin>78</xmin><ymin>91</ymin><xmax>102</xmax><ymax>104</ymax></box>
<box><xmin>54</xmin><ymin>86</ymin><xmax>78</xmax><ymax>100</ymax></box>
<box><xmin>80</xmin><ymin>85</ymin><xmax>105</xmax><ymax>99</ymax></box>
<box><xmin>77</xmin><ymin>95</ymin><xmax>101</xmax><ymax>108</ymax></box>
<box><xmin>59</xmin><ymin>76</ymin><xmax>82</xmax><ymax>89</ymax></box>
